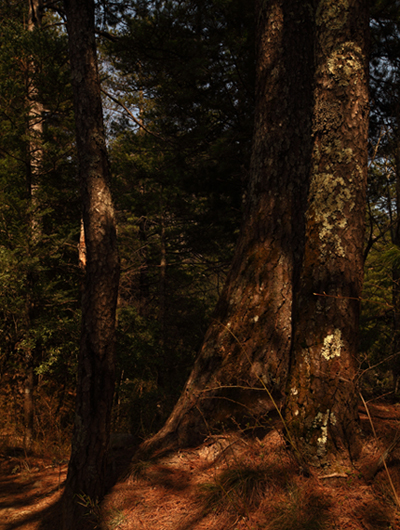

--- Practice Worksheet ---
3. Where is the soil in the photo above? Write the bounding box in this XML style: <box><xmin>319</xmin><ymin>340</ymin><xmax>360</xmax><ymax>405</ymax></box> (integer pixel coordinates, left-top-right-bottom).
<box><xmin>1</xmin><ymin>400</ymin><xmax>400</xmax><ymax>530</ymax></box>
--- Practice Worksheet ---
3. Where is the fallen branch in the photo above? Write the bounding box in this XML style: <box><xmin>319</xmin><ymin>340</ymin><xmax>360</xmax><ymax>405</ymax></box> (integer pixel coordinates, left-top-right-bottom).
<box><xmin>320</xmin><ymin>473</ymin><xmax>348</xmax><ymax>479</ymax></box>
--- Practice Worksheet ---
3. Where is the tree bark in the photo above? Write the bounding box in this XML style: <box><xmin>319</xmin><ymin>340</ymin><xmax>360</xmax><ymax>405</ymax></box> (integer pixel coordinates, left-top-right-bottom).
<box><xmin>62</xmin><ymin>0</ymin><xmax>120</xmax><ymax>527</ymax></box>
<box><xmin>137</xmin><ymin>0</ymin><xmax>315</xmax><ymax>457</ymax></box>
<box><xmin>23</xmin><ymin>0</ymin><xmax>44</xmax><ymax>452</ymax></box>
<box><xmin>285</xmin><ymin>0</ymin><xmax>369</xmax><ymax>464</ymax></box>
<box><xmin>389</xmin><ymin>108</ymin><xmax>400</xmax><ymax>392</ymax></box>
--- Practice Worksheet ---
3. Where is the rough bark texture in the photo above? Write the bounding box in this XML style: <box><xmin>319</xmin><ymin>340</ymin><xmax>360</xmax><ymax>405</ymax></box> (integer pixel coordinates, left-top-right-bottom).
<box><xmin>137</xmin><ymin>0</ymin><xmax>315</xmax><ymax>457</ymax></box>
<box><xmin>62</xmin><ymin>0</ymin><xmax>120</xmax><ymax>527</ymax></box>
<box><xmin>285</xmin><ymin>0</ymin><xmax>369</xmax><ymax>464</ymax></box>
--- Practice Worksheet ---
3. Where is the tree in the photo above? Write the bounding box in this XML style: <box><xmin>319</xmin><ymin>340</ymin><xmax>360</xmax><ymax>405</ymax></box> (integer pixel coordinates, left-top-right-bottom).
<box><xmin>23</xmin><ymin>0</ymin><xmax>44</xmax><ymax>451</ymax></box>
<box><xmin>137</xmin><ymin>0</ymin><xmax>315</xmax><ymax>455</ymax></box>
<box><xmin>0</xmin><ymin>0</ymin><xmax>79</xmax><ymax>447</ymax></box>
<box><xmin>61</xmin><ymin>0</ymin><xmax>120</xmax><ymax>526</ymax></box>
<box><xmin>137</xmin><ymin>0</ymin><xmax>369</xmax><ymax>465</ymax></box>
<box><xmin>285</xmin><ymin>0</ymin><xmax>369</xmax><ymax>463</ymax></box>
<box><xmin>101</xmin><ymin>0</ymin><xmax>256</xmax><ymax>436</ymax></box>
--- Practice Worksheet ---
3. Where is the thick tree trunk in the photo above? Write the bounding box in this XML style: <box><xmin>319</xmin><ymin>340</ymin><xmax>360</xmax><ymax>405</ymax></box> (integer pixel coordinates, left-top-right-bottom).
<box><xmin>285</xmin><ymin>0</ymin><xmax>369</xmax><ymax>465</ymax></box>
<box><xmin>137</xmin><ymin>0</ymin><xmax>315</xmax><ymax>457</ymax></box>
<box><xmin>62</xmin><ymin>0</ymin><xmax>120</xmax><ymax>528</ymax></box>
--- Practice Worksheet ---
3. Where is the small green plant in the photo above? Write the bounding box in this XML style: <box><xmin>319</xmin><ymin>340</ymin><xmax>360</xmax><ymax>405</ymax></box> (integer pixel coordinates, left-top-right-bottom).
<box><xmin>76</xmin><ymin>492</ymin><xmax>102</xmax><ymax>528</ymax></box>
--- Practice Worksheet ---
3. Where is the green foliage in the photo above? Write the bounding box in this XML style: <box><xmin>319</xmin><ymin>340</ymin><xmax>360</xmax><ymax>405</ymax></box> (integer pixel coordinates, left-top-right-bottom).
<box><xmin>76</xmin><ymin>492</ymin><xmax>102</xmax><ymax>528</ymax></box>
<box><xmin>0</xmin><ymin>0</ymin><xmax>255</xmax><ymax>445</ymax></box>
<box><xmin>360</xmin><ymin>243</ymin><xmax>394</xmax><ymax>362</ymax></box>
<box><xmin>0</xmin><ymin>4</ymin><xmax>80</xmax><ymax>436</ymax></box>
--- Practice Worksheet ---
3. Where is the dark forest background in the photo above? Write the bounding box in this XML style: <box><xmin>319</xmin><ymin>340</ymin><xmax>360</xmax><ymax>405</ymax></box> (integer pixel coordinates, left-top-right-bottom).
<box><xmin>0</xmin><ymin>0</ymin><xmax>399</xmax><ymax>457</ymax></box>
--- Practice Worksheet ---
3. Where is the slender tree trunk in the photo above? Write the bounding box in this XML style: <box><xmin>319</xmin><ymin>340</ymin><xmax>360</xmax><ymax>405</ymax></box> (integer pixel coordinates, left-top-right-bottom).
<box><xmin>285</xmin><ymin>0</ymin><xmax>369</xmax><ymax>464</ymax></box>
<box><xmin>158</xmin><ymin>194</ymin><xmax>167</xmax><ymax>382</ymax></box>
<box><xmin>137</xmin><ymin>92</ymin><xmax>150</xmax><ymax>316</ymax></box>
<box><xmin>138</xmin><ymin>215</ymin><xmax>150</xmax><ymax>315</ymax></box>
<box><xmin>137</xmin><ymin>0</ymin><xmax>315</xmax><ymax>456</ymax></box>
<box><xmin>23</xmin><ymin>357</ymin><xmax>34</xmax><ymax>451</ymax></box>
<box><xmin>23</xmin><ymin>0</ymin><xmax>44</xmax><ymax>452</ymax></box>
<box><xmin>390</xmin><ymin>127</ymin><xmax>400</xmax><ymax>393</ymax></box>
<box><xmin>62</xmin><ymin>0</ymin><xmax>120</xmax><ymax>527</ymax></box>
<box><xmin>78</xmin><ymin>217</ymin><xmax>87</xmax><ymax>270</ymax></box>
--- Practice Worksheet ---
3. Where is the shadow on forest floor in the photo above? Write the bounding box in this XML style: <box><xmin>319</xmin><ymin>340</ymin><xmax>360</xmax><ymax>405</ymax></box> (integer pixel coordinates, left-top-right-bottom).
<box><xmin>1</xmin><ymin>401</ymin><xmax>400</xmax><ymax>530</ymax></box>
<box><xmin>0</xmin><ymin>451</ymin><xmax>66</xmax><ymax>530</ymax></box>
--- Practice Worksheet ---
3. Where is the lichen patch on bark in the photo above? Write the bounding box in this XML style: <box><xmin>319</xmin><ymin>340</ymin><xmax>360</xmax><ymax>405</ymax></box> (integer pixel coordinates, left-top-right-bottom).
<box><xmin>313</xmin><ymin>410</ymin><xmax>330</xmax><ymax>456</ymax></box>
<box><xmin>316</xmin><ymin>0</ymin><xmax>349</xmax><ymax>30</ymax></box>
<box><xmin>321</xmin><ymin>329</ymin><xmax>343</xmax><ymax>360</ymax></box>
<box><xmin>326</xmin><ymin>43</ymin><xmax>364</xmax><ymax>86</ymax></box>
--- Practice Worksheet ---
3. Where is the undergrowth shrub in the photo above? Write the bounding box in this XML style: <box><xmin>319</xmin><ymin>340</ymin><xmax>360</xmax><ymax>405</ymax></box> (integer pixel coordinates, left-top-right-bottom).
<box><xmin>0</xmin><ymin>376</ymin><xmax>73</xmax><ymax>460</ymax></box>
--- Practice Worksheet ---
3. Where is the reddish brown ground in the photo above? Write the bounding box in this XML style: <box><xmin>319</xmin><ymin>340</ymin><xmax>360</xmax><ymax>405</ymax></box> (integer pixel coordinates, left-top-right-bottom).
<box><xmin>1</xmin><ymin>401</ymin><xmax>400</xmax><ymax>530</ymax></box>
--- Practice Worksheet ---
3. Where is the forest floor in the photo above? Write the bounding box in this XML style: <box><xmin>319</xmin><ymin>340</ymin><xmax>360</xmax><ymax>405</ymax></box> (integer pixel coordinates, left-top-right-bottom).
<box><xmin>1</xmin><ymin>400</ymin><xmax>400</xmax><ymax>530</ymax></box>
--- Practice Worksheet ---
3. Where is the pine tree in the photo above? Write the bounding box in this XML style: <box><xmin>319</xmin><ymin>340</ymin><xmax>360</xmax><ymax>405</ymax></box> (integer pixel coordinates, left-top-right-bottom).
<box><xmin>61</xmin><ymin>0</ymin><xmax>120</xmax><ymax>526</ymax></box>
<box><xmin>285</xmin><ymin>0</ymin><xmax>369</xmax><ymax>463</ymax></box>
<box><xmin>136</xmin><ymin>0</ymin><xmax>369</xmax><ymax>465</ymax></box>
<box><xmin>0</xmin><ymin>0</ymin><xmax>80</xmax><ymax>445</ymax></box>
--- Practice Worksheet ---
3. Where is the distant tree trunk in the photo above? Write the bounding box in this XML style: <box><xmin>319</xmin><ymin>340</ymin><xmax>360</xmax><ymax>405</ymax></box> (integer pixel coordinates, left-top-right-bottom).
<box><xmin>285</xmin><ymin>0</ymin><xmax>369</xmax><ymax>464</ymax></box>
<box><xmin>62</xmin><ymin>0</ymin><xmax>120</xmax><ymax>527</ymax></box>
<box><xmin>158</xmin><ymin>200</ymin><xmax>166</xmax><ymax>344</ymax></box>
<box><xmin>138</xmin><ymin>215</ymin><xmax>150</xmax><ymax>315</ymax></box>
<box><xmin>157</xmin><ymin>193</ymin><xmax>168</xmax><ymax>385</ymax></box>
<box><xmin>387</xmin><ymin>100</ymin><xmax>400</xmax><ymax>392</ymax></box>
<box><xmin>23</xmin><ymin>0</ymin><xmax>44</xmax><ymax>452</ymax></box>
<box><xmin>390</xmin><ymin>127</ymin><xmax>400</xmax><ymax>392</ymax></box>
<box><xmin>23</xmin><ymin>359</ymin><xmax>34</xmax><ymax>451</ymax></box>
<box><xmin>78</xmin><ymin>217</ymin><xmax>87</xmax><ymax>270</ymax></box>
<box><xmin>137</xmin><ymin>0</ymin><xmax>315</xmax><ymax>456</ymax></box>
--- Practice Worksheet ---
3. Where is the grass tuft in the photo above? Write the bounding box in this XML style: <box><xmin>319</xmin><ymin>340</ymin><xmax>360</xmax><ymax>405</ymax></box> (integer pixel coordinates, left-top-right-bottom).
<box><xmin>267</xmin><ymin>483</ymin><xmax>331</xmax><ymax>530</ymax></box>
<box><xmin>199</xmin><ymin>463</ymin><xmax>268</xmax><ymax>515</ymax></box>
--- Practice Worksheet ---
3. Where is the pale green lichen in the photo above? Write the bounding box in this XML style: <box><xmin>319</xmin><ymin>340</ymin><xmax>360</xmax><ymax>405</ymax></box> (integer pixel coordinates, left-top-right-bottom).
<box><xmin>309</xmin><ymin>140</ymin><xmax>358</xmax><ymax>257</ymax></box>
<box><xmin>316</xmin><ymin>0</ymin><xmax>349</xmax><ymax>30</ymax></box>
<box><xmin>309</xmin><ymin>36</ymin><xmax>365</xmax><ymax>258</ymax></box>
<box><xmin>313</xmin><ymin>410</ymin><xmax>330</xmax><ymax>456</ymax></box>
<box><xmin>326</xmin><ymin>43</ymin><xmax>364</xmax><ymax>87</ymax></box>
<box><xmin>321</xmin><ymin>329</ymin><xmax>343</xmax><ymax>360</ymax></box>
